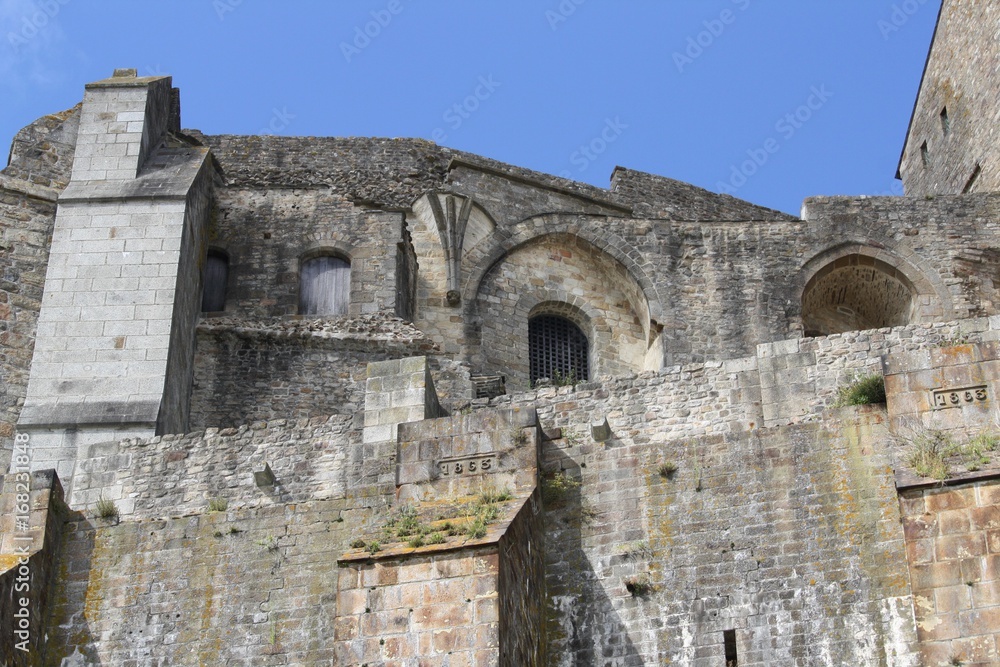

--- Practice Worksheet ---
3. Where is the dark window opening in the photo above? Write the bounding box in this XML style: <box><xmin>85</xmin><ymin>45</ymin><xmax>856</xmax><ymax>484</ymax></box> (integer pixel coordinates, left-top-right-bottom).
<box><xmin>920</xmin><ymin>141</ymin><xmax>930</xmax><ymax>168</ymax></box>
<box><xmin>940</xmin><ymin>107</ymin><xmax>950</xmax><ymax>135</ymax></box>
<box><xmin>724</xmin><ymin>629</ymin><xmax>738</xmax><ymax>666</ymax></box>
<box><xmin>529</xmin><ymin>315</ymin><xmax>589</xmax><ymax>385</ymax></box>
<box><xmin>472</xmin><ymin>375</ymin><xmax>506</xmax><ymax>399</ymax></box>
<box><xmin>963</xmin><ymin>163</ymin><xmax>982</xmax><ymax>193</ymax></box>
<box><xmin>300</xmin><ymin>255</ymin><xmax>350</xmax><ymax>315</ymax></box>
<box><xmin>201</xmin><ymin>250</ymin><xmax>229</xmax><ymax>313</ymax></box>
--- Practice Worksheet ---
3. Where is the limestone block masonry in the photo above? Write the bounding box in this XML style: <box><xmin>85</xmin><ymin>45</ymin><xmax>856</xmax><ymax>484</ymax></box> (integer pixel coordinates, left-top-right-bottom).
<box><xmin>7</xmin><ymin>12</ymin><xmax>1000</xmax><ymax>660</ymax></box>
<box><xmin>16</xmin><ymin>70</ymin><xmax>214</xmax><ymax>502</ymax></box>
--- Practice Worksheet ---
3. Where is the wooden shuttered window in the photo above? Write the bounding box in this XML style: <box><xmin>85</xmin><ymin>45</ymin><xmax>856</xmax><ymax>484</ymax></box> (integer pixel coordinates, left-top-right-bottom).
<box><xmin>201</xmin><ymin>251</ymin><xmax>229</xmax><ymax>313</ymax></box>
<box><xmin>300</xmin><ymin>256</ymin><xmax>350</xmax><ymax>315</ymax></box>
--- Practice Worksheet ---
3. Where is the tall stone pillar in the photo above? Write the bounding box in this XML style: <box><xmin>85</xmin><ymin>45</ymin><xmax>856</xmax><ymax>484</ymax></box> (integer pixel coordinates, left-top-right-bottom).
<box><xmin>16</xmin><ymin>70</ymin><xmax>213</xmax><ymax>505</ymax></box>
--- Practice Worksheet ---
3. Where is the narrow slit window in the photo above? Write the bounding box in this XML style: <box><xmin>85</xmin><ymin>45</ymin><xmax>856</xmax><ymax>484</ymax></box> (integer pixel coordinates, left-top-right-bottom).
<box><xmin>940</xmin><ymin>107</ymin><xmax>950</xmax><ymax>135</ymax></box>
<box><xmin>201</xmin><ymin>250</ymin><xmax>229</xmax><ymax>313</ymax></box>
<box><xmin>528</xmin><ymin>315</ymin><xmax>589</xmax><ymax>385</ymax></box>
<box><xmin>300</xmin><ymin>256</ymin><xmax>351</xmax><ymax>315</ymax></box>
<box><xmin>963</xmin><ymin>163</ymin><xmax>982</xmax><ymax>193</ymax></box>
<box><xmin>920</xmin><ymin>141</ymin><xmax>930</xmax><ymax>168</ymax></box>
<box><xmin>724</xmin><ymin>629</ymin><xmax>738</xmax><ymax>666</ymax></box>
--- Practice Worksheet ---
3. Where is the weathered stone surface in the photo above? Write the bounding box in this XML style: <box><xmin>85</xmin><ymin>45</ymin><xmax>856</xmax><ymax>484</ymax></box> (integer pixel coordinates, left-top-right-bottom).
<box><xmin>900</xmin><ymin>480</ymin><xmax>1000</xmax><ymax>666</ymax></box>
<box><xmin>5</xmin><ymin>11</ymin><xmax>1000</xmax><ymax>661</ymax></box>
<box><xmin>0</xmin><ymin>469</ymin><xmax>67</xmax><ymax>663</ymax></box>
<box><xmin>899</xmin><ymin>0</ymin><xmax>1000</xmax><ymax>196</ymax></box>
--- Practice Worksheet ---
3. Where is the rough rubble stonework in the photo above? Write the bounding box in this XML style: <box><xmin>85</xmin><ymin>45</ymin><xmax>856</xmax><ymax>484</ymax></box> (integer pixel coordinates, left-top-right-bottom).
<box><xmin>2</xmin><ymin>3</ymin><xmax>1000</xmax><ymax>664</ymax></box>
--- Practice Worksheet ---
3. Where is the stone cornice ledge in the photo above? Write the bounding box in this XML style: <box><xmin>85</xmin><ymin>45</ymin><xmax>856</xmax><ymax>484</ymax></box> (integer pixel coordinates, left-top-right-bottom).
<box><xmin>0</xmin><ymin>174</ymin><xmax>62</xmax><ymax>203</ymax></box>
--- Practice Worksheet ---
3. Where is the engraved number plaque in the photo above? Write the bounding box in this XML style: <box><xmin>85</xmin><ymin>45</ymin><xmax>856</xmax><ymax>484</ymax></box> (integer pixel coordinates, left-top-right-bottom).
<box><xmin>438</xmin><ymin>455</ymin><xmax>497</xmax><ymax>477</ymax></box>
<box><xmin>931</xmin><ymin>385</ymin><xmax>988</xmax><ymax>409</ymax></box>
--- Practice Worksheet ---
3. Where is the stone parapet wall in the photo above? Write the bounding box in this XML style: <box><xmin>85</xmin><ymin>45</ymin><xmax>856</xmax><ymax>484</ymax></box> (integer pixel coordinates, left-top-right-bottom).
<box><xmin>44</xmin><ymin>498</ymin><xmax>363</xmax><ymax>665</ymax></box>
<box><xmin>488</xmin><ymin>317</ymin><xmax>1000</xmax><ymax>439</ymax></box>
<box><xmin>532</xmin><ymin>404</ymin><xmax>920</xmax><ymax>664</ymax></box>
<box><xmin>760</xmin><ymin>317</ymin><xmax>1000</xmax><ymax>426</ymax></box>
<box><xmin>189</xmin><ymin>313</ymin><xmax>999</xmax><ymax>439</ymax></box>
<box><xmin>68</xmin><ymin>415</ymin><xmax>368</xmax><ymax>518</ymax></box>
<box><xmin>189</xmin><ymin>314</ymin><xmax>466</xmax><ymax>429</ymax></box>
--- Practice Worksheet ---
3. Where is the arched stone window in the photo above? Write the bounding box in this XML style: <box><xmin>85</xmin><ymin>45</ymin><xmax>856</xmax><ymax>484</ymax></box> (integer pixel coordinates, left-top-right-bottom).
<box><xmin>300</xmin><ymin>255</ymin><xmax>350</xmax><ymax>315</ymax></box>
<box><xmin>201</xmin><ymin>250</ymin><xmax>229</xmax><ymax>313</ymax></box>
<box><xmin>528</xmin><ymin>314</ymin><xmax>589</xmax><ymax>384</ymax></box>
<box><xmin>801</xmin><ymin>254</ymin><xmax>914</xmax><ymax>336</ymax></box>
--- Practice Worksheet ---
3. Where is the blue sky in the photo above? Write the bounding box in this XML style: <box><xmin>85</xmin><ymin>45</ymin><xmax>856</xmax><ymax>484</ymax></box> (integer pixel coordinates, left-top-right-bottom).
<box><xmin>1</xmin><ymin>0</ymin><xmax>940</xmax><ymax>215</ymax></box>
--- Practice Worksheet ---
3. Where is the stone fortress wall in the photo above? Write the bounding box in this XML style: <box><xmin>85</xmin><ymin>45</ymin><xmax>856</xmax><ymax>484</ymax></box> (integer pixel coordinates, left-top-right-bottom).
<box><xmin>5</xmin><ymin>2</ymin><xmax>1000</xmax><ymax>662</ymax></box>
<box><xmin>14</xmin><ymin>312</ymin><xmax>1000</xmax><ymax>665</ymax></box>
<box><xmin>898</xmin><ymin>0</ymin><xmax>1000</xmax><ymax>196</ymax></box>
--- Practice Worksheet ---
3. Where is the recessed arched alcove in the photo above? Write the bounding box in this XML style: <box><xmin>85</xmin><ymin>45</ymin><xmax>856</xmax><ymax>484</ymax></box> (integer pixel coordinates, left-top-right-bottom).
<box><xmin>473</xmin><ymin>233</ymin><xmax>652</xmax><ymax>390</ymax></box>
<box><xmin>801</xmin><ymin>254</ymin><xmax>916</xmax><ymax>336</ymax></box>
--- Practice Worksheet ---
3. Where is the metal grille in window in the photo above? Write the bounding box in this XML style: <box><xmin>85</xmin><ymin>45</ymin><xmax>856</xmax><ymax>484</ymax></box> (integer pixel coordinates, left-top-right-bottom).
<box><xmin>529</xmin><ymin>315</ymin><xmax>589</xmax><ymax>384</ymax></box>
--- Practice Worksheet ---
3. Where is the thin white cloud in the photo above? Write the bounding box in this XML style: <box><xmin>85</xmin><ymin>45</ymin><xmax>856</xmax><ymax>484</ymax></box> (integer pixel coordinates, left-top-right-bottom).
<box><xmin>0</xmin><ymin>0</ymin><xmax>69</xmax><ymax>91</ymax></box>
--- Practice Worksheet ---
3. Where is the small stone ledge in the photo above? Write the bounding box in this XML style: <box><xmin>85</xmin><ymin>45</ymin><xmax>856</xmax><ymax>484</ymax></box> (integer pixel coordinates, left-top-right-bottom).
<box><xmin>0</xmin><ymin>174</ymin><xmax>61</xmax><ymax>202</ymax></box>
<box><xmin>59</xmin><ymin>147</ymin><xmax>210</xmax><ymax>202</ymax></box>
<box><xmin>197</xmin><ymin>313</ymin><xmax>440</xmax><ymax>352</ymax></box>
<box><xmin>18</xmin><ymin>400</ymin><xmax>160</xmax><ymax>427</ymax></box>
<box><xmin>337</xmin><ymin>495</ymin><xmax>528</xmax><ymax>563</ymax></box>
<box><xmin>895</xmin><ymin>467</ymin><xmax>1000</xmax><ymax>492</ymax></box>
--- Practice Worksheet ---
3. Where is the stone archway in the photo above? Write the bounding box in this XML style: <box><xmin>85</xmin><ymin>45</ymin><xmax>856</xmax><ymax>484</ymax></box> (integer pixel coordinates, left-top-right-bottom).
<box><xmin>472</xmin><ymin>233</ymin><xmax>651</xmax><ymax>390</ymax></box>
<box><xmin>799</xmin><ymin>246</ymin><xmax>948</xmax><ymax>336</ymax></box>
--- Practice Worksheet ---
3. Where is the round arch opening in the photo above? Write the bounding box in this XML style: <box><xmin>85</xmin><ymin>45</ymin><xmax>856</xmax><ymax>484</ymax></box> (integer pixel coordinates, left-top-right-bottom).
<box><xmin>801</xmin><ymin>254</ymin><xmax>916</xmax><ymax>336</ymax></box>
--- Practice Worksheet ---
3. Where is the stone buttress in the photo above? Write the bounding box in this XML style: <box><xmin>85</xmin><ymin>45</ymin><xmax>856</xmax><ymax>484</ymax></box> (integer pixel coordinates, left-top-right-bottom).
<box><xmin>16</xmin><ymin>70</ymin><xmax>214</xmax><ymax>505</ymax></box>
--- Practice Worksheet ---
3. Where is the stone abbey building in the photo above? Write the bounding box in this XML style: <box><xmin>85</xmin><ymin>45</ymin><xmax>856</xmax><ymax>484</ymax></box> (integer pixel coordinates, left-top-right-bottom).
<box><xmin>3</xmin><ymin>1</ymin><xmax>1000</xmax><ymax>665</ymax></box>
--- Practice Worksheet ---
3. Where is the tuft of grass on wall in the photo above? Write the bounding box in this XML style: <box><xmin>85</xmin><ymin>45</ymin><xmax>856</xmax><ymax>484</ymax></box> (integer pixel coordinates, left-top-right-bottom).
<box><xmin>903</xmin><ymin>428</ymin><xmax>1000</xmax><ymax>481</ymax></box>
<box><xmin>657</xmin><ymin>461</ymin><xmax>678</xmax><ymax>480</ymax></box>
<box><xmin>95</xmin><ymin>496</ymin><xmax>119</xmax><ymax>521</ymax></box>
<box><xmin>624</xmin><ymin>575</ymin><xmax>653</xmax><ymax>596</ymax></box>
<box><xmin>542</xmin><ymin>472</ymin><xmax>581</xmax><ymax>506</ymax></box>
<box><xmin>907</xmin><ymin>430</ymin><xmax>951</xmax><ymax>481</ymax></box>
<box><xmin>207</xmin><ymin>497</ymin><xmax>229</xmax><ymax>512</ymax></box>
<box><xmin>834</xmin><ymin>372</ymin><xmax>886</xmax><ymax>407</ymax></box>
